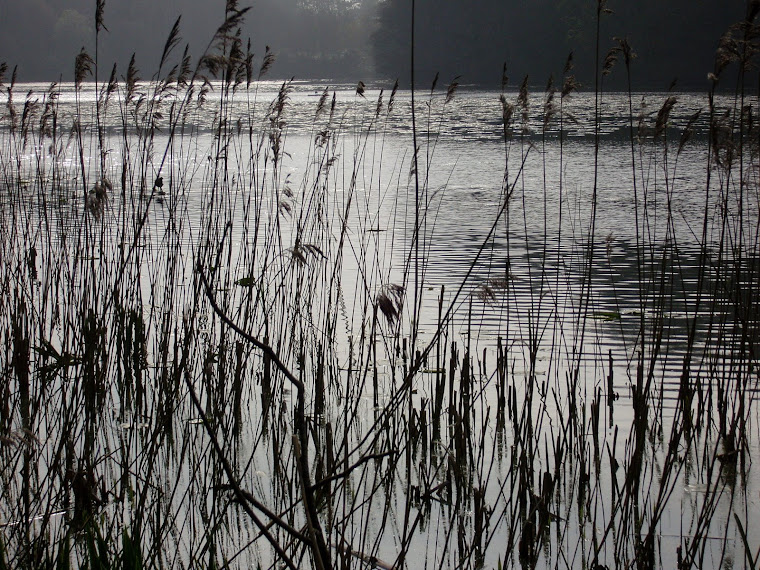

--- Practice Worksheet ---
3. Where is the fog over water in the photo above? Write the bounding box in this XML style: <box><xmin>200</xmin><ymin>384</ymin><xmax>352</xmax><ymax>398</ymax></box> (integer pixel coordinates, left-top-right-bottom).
<box><xmin>0</xmin><ymin>0</ymin><xmax>747</xmax><ymax>88</ymax></box>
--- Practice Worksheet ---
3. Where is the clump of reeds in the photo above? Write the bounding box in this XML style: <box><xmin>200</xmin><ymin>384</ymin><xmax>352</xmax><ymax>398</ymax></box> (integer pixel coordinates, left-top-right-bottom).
<box><xmin>1</xmin><ymin>1</ymin><xmax>760</xmax><ymax>569</ymax></box>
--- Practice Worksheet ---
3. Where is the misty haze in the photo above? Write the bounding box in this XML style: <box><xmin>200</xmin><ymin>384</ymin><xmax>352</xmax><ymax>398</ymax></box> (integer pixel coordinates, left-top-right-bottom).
<box><xmin>0</xmin><ymin>0</ymin><xmax>745</xmax><ymax>88</ymax></box>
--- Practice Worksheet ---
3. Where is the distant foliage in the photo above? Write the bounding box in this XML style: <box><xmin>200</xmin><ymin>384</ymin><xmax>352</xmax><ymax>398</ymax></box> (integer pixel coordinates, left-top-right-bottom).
<box><xmin>371</xmin><ymin>0</ymin><xmax>745</xmax><ymax>89</ymax></box>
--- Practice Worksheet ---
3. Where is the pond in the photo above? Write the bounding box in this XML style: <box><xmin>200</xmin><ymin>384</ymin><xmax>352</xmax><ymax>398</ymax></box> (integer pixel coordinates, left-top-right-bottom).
<box><xmin>1</xmin><ymin>77</ymin><xmax>758</xmax><ymax>568</ymax></box>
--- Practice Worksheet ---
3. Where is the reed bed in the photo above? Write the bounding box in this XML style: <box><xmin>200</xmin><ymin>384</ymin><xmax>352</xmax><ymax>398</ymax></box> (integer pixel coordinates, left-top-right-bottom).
<box><xmin>1</xmin><ymin>1</ymin><xmax>759</xmax><ymax>568</ymax></box>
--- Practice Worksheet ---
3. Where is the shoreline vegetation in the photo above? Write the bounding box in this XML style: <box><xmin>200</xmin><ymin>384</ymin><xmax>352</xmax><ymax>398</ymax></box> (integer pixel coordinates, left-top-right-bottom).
<box><xmin>0</xmin><ymin>0</ymin><xmax>745</xmax><ymax>90</ymax></box>
<box><xmin>1</xmin><ymin>1</ymin><xmax>759</xmax><ymax>568</ymax></box>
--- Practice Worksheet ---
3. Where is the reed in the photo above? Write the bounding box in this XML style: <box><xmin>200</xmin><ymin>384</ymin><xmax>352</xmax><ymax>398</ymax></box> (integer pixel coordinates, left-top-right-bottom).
<box><xmin>1</xmin><ymin>1</ymin><xmax>759</xmax><ymax>569</ymax></box>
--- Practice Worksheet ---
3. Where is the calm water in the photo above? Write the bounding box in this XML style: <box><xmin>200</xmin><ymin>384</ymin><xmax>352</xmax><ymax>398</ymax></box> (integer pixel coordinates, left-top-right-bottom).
<box><xmin>2</xmin><ymin>80</ymin><xmax>758</xmax><ymax>567</ymax></box>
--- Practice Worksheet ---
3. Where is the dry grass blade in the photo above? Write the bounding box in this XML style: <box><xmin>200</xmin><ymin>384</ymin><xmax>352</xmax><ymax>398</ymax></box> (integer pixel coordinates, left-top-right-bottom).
<box><xmin>39</xmin><ymin>82</ymin><xmax>59</xmax><ymax>138</ymax></box>
<box><xmin>445</xmin><ymin>76</ymin><xmax>460</xmax><ymax>104</ymax></box>
<box><xmin>734</xmin><ymin>514</ymin><xmax>760</xmax><ymax>568</ymax></box>
<box><xmin>315</xmin><ymin>86</ymin><xmax>329</xmax><ymax>118</ymax></box>
<box><xmin>245</xmin><ymin>38</ymin><xmax>254</xmax><ymax>87</ymax></box>
<box><xmin>654</xmin><ymin>96</ymin><xmax>677</xmax><ymax>141</ymax></box>
<box><xmin>125</xmin><ymin>53</ymin><xmax>139</xmax><ymax>102</ymax></box>
<box><xmin>86</xmin><ymin>177</ymin><xmax>112</xmax><ymax>220</ymax></box>
<box><xmin>603</xmin><ymin>46</ymin><xmax>619</xmax><ymax>76</ymax></box>
<box><xmin>543</xmin><ymin>75</ymin><xmax>556</xmax><ymax>128</ymax></box>
<box><xmin>714</xmin><ymin>28</ymin><xmax>741</xmax><ymax>77</ymax></box>
<box><xmin>197</xmin><ymin>76</ymin><xmax>213</xmax><ymax>105</ymax></box>
<box><xmin>678</xmin><ymin>110</ymin><xmax>701</xmax><ymax>155</ymax></box>
<box><xmin>20</xmin><ymin>94</ymin><xmax>41</xmax><ymax>148</ymax></box>
<box><xmin>474</xmin><ymin>283</ymin><xmax>496</xmax><ymax>303</ymax></box>
<box><xmin>216</xmin><ymin>6</ymin><xmax>250</xmax><ymax>39</ymax></box>
<box><xmin>430</xmin><ymin>71</ymin><xmax>440</xmax><ymax>94</ymax></box>
<box><xmin>615</xmin><ymin>37</ymin><xmax>635</xmax><ymax>67</ymax></box>
<box><xmin>200</xmin><ymin>54</ymin><xmax>226</xmax><ymax>78</ymax></box>
<box><xmin>269</xmin><ymin>80</ymin><xmax>292</xmax><ymax>118</ymax></box>
<box><xmin>376</xmin><ymin>284</ymin><xmax>405</xmax><ymax>324</ymax></box>
<box><xmin>388</xmin><ymin>79</ymin><xmax>399</xmax><ymax>114</ymax></box>
<box><xmin>178</xmin><ymin>45</ymin><xmax>192</xmax><ymax>87</ymax></box>
<box><xmin>99</xmin><ymin>63</ymin><xmax>118</xmax><ymax>108</ymax></box>
<box><xmin>500</xmin><ymin>94</ymin><xmax>515</xmax><ymax>133</ymax></box>
<box><xmin>518</xmin><ymin>75</ymin><xmax>529</xmax><ymax>125</ymax></box>
<box><xmin>160</xmin><ymin>16</ymin><xmax>183</xmax><ymax>71</ymax></box>
<box><xmin>75</xmin><ymin>48</ymin><xmax>94</xmax><ymax>88</ymax></box>
<box><xmin>6</xmin><ymin>85</ymin><xmax>18</xmax><ymax>133</ymax></box>
<box><xmin>562</xmin><ymin>75</ymin><xmax>580</xmax><ymax>98</ymax></box>
<box><xmin>290</xmin><ymin>242</ymin><xmax>326</xmax><ymax>264</ymax></box>
<box><xmin>563</xmin><ymin>52</ymin><xmax>574</xmax><ymax>74</ymax></box>
<box><xmin>259</xmin><ymin>46</ymin><xmax>275</xmax><ymax>79</ymax></box>
<box><xmin>227</xmin><ymin>31</ymin><xmax>246</xmax><ymax>88</ymax></box>
<box><xmin>597</xmin><ymin>0</ymin><xmax>612</xmax><ymax>15</ymax></box>
<box><xmin>96</xmin><ymin>0</ymin><xmax>108</xmax><ymax>33</ymax></box>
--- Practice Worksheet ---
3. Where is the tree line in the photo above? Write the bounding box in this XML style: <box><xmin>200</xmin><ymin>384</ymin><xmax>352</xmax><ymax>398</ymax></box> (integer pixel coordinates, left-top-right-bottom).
<box><xmin>0</xmin><ymin>0</ymin><xmax>747</xmax><ymax>88</ymax></box>
<box><xmin>371</xmin><ymin>0</ymin><xmax>746</xmax><ymax>90</ymax></box>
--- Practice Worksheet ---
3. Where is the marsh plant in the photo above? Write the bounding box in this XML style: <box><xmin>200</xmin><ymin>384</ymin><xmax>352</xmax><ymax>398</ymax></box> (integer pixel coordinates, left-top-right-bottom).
<box><xmin>1</xmin><ymin>1</ymin><xmax>760</xmax><ymax>568</ymax></box>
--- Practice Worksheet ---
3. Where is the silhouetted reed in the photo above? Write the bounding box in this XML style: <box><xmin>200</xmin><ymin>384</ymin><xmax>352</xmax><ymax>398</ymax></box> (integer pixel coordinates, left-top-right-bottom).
<box><xmin>1</xmin><ymin>1</ymin><xmax>760</xmax><ymax>569</ymax></box>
